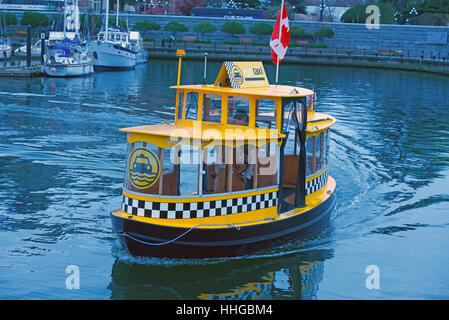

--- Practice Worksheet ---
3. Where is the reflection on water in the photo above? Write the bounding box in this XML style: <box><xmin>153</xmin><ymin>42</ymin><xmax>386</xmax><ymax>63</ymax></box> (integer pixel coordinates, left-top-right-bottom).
<box><xmin>1</xmin><ymin>59</ymin><xmax>449</xmax><ymax>299</ymax></box>
<box><xmin>108</xmin><ymin>249</ymin><xmax>333</xmax><ymax>300</ymax></box>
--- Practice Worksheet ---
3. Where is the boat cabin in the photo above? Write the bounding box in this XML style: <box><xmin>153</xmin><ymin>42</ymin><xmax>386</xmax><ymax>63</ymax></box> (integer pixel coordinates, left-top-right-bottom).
<box><xmin>120</xmin><ymin>61</ymin><xmax>335</xmax><ymax>219</ymax></box>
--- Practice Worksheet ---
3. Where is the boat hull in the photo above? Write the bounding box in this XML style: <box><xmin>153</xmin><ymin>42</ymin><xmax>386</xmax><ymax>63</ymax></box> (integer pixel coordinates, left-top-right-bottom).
<box><xmin>111</xmin><ymin>192</ymin><xmax>336</xmax><ymax>258</ymax></box>
<box><xmin>0</xmin><ymin>46</ymin><xmax>12</xmax><ymax>60</ymax></box>
<box><xmin>87</xmin><ymin>41</ymin><xmax>136</xmax><ymax>70</ymax></box>
<box><xmin>135</xmin><ymin>50</ymin><xmax>148</xmax><ymax>64</ymax></box>
<box><xmin>44</xmin><ymin>61</ymin><xmax>93</xmax><ymax>77</ymax></box>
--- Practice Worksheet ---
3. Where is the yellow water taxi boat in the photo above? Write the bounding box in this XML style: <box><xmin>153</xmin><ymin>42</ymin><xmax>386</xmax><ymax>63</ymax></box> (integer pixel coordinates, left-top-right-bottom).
<box><xmin>111</xmin><ymin>58</ymin><xmax>336</xmax><ymax>258</ymax></box>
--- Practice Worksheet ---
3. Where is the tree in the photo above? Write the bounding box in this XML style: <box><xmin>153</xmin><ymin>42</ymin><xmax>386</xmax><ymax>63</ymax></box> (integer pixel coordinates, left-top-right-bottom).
<box><xmin>134</xmin><ymin>21</ymin><xmax>160</xmax><ymax>31</ymax></box>
<box><xmin>221</xmin><ymin>21</ymin><xmax>246</xmax><ymax>37</ymax></box>
<box><xmin>313</xmin><ymin>26</ymin><xmax>334</xmax><ymax>40</ymax></box>
<box><xmin>226</xmin><ymin>0</ymin><xmax>260</xmax><ymax>8</ymax></box>
<box><xmin>264</xmin><ymin>0</ymin><xmax>306</xmax><ymax>14</ymax></box>
<box><xmin>249</xmin><ymin>23</ymin><xmax>273</xmax><ymax>37</ymax></box>
<box><xmin>164</xmin><ymin>21</ymin><xmax>189</xmax><ymax>34</ymax></box>
<box><xmin>1</xmin><ymin>13</ymin><xmax>18</xmax><ymax>26</ymax></box>
<box><xmin>289</xmin><ymin>25</ymin><xmax>311</xmax><ymax>39</ymax></box>
<box><xmin>108</xmin><ymin>17</ymin><xmax>127</xmax><ymax>29</ymax></box>
<box><xmin>341</xmin><ymin>2</ymin><xmax>394</xmax><ymax>24</ymax></box>
<box><xmin>80</xmin><ymin>14</ymin><xmax>103</xmax><ymax>34</ymax></box>
<box><xmin>193</xmin><ymin>22</ymin><xmax>217</xmax><ymax>35</ymax></box>
<box><xmin>177</xmin><ymin>0</ymin><xmax>204</xmax><ymax>15</ymax></box>
<box><xmin>21</xmin><ymin>11</ymin><xmax>49</xmax><ymax>27</ymax></box>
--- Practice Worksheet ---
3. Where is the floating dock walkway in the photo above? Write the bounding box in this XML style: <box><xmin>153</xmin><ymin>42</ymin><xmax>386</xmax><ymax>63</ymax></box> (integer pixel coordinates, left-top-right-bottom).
<box><xmin>0</xmin><ymin>64</ymin><xmax>43</xmax><ymax>77</ymax></box>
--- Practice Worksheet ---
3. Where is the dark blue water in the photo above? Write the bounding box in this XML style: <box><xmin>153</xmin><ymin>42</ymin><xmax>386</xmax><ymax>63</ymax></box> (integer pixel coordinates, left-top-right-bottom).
<box><xmin>1</xmin><ymin>60</ymin><xmax>448</xmax><ymax>299</ymax></box>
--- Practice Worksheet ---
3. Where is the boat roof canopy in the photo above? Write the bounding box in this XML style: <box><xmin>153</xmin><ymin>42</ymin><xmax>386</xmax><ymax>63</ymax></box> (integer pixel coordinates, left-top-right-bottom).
<box><xmin>171</xmin><ymin>61</ymin><xmax>314</xmax><ymax>98</ymax></box>
<box><xmin>171</xmin><ymin>84</ymin><xmax>314</xmax><ymax>99</ymax></box>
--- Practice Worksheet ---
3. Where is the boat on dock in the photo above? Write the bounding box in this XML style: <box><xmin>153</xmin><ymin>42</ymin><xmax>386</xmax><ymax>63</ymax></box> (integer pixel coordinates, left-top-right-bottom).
<box><xmin>14</xmin><ymin>40</ymin><xmax>42</xmax><ymax>57</ymax></box>
<box><xmin>111</xmin><ymin>57</ymin><xmax>336</xmax><ymax>258</ymax></box>
<box><xmin>86</xmin><ymin>0</ymin><xmax>136</xmax><ymax>70</ymax></box>
<box><xmin>43</xmin><ymin>0</ymin><xmax>93</xmax><ymax>77</ymax></box>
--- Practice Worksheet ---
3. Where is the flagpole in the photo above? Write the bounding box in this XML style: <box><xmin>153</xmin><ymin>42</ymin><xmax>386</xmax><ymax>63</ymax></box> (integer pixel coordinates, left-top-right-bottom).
<box><xmin>275</xmin><ymin>0</ymin><xmax>284</xmax><ymax>84</ymax></box>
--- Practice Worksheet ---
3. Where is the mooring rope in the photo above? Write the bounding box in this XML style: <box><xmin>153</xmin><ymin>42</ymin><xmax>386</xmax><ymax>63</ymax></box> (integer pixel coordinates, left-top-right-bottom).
<box><xmin>112</xmin><ymin>217</ymin><xmax>276</xmax><ymax>246</ymax></box>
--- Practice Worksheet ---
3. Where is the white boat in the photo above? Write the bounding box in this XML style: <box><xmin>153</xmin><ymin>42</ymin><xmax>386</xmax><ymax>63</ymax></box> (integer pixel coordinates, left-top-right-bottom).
<box><xmin>87</xmin><ymin>28</ymin><xmax>136</xmax><ymax>69</ymax></box>
<box><xmin>43</xmin><ymin>1</ymin><xmax>93</xmax><ymax>77</ymax></box>
<box><xmin>43</xmin><ymin>36</ymin><xmax>93</xmax><ymax>77</ymax></box>
<box><xmin>129</xmin><ymin>31</ymin><xmax>147</xmax><ymax>64</ymax></box>
<box><xmin>14</xmin><ymin>40</ymin><xmax>42</xmax><ymax>57</ymax></box>
<box><xmin>86</xmin><ymin>0</ymin><xmax>136</xmax><ymax>70</ymax></box>
<box><xmin>0</xmin><ymin>38</ymin><xmax>12</xmax><ymax>60</ymax></box>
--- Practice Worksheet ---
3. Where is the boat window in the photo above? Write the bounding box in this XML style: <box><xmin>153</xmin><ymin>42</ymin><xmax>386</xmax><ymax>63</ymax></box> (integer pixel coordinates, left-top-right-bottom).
<box><xmin>227</xmin><ymin>96</ymin><xmax>249</xmax><ymax>126</ymax></box>
<box><xmin>256</xmin><ymin>142</ymin><xmax>278</xmax><ymax>188</ymax></box>
<box><xmin>202</xmin><ymin>93</ymin><xmax>222</xmax><ymax>123</ymax></box>
<box><xmin>185</xmin><ymin>92</ymin><xmax>199</xmax><ymax>121</ymax></box>
<box><xmin>306</xmin><ymin>136</ymin><xmax>316</xmax><ymax>177</ymax></box>
<box><xmin>202</xmin><ymin>142</ymin><xmax>278</xmax><ymax>194</ymax></box>
<box><xmin>203</xmin><ymin>145</ymin><xmax>229</xmax><ymax>194</ymax></box>
<box><xmin>316</xmin><ymin>130</ymin><xmax>330</xmax><ymax>173</ymax></box>
<box><xmin>256</xmin><ymin>99</ymin><xmax>276</xmax><ymax>129</ymax></box>
<box><xmin>124</xmin><ymin>142</ymin><xmax>178</xmax><ymax>196</ymax></box>
<box><xmin>177</xmin><ymin>90</ymin><xmax>184</xmax><ymax>120</ymax></box>
<box><xmin>178</xmin><ymin>144</ymin><xmax>200</xmax><ymax>196</ymax></box>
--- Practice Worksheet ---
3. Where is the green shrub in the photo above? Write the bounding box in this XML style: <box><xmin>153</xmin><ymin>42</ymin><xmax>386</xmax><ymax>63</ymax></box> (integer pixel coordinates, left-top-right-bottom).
<box><xmin>21</xmin><ymin>11</ymin><xmax>49</xmax><ymax>27</ymax></box>
<box><xmin>194</xmin><ymin>39</ymin><xmax>212</xmax><ymax>44</ymax></box>
<box><xmin>134</xmin><ymin>20</ymin><xmax>160</xmax><ymax>31</ymax></box>
<box><xmin>249</xmin><ymin>23</ymin><xmax>273</xmax><ymax>37</ymax></box>
<box><xmin>221</xmin><ymin>21</ymin><xmax>246</xmax><ymax>37</ymax></box>
<box><xmin>108</xmin><ymin>17</ymin><xmax>127</xmax><ymax>28</ymax></box>
<box><xmin>410</xmin><ymin>12</ymin><xmax>449</xmax><ymax>26</ymax></box>
<box><xmin>310</xmin><ymin>44</ymin><xmax>328</xmax><ymax>48</ymax></box>
<box><xmin>313</xmin><ymin>26</ymin><xmax>334</xmax><ymax>39</ymax></box>
<box><xmin>193</xmin><ymin>22</ymin><xmax>216</xmax><ymax>35</ymax></box>
<box><xmin>164</xmin><ymin>21</ymin><xmax>189</xmax><ymax>34</ymax></box>
<box><xmin>289</xmin><ymin>25</ymin><xmax>311</xmax><ymax>39</ymax></box>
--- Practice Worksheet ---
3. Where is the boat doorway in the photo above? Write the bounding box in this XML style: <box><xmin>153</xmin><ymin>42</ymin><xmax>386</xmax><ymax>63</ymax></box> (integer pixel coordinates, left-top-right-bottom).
<box><xmin>279</xmin><ymin>98</ymin><xmax>307</xmax><ymax>213</ymax></box>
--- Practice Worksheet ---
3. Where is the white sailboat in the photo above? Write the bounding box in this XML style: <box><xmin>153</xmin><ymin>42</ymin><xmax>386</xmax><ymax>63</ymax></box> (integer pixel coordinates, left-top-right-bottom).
<box><xmin>43</xmin><ymin>0</ymin><xmax>93</xmax><ymax>77</ymax></box>
<box><xmin>86</xmin><ymin>0</ymin><xmax>136</xmax><ymax>70</ymax></box>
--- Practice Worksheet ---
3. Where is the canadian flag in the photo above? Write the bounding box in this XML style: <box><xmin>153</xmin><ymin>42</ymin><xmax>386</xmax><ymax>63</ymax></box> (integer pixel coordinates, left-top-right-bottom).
<box><xmin>270</xmin><ymin>0</ymin><xmax>290</xmax><ymax>64</ymax></box>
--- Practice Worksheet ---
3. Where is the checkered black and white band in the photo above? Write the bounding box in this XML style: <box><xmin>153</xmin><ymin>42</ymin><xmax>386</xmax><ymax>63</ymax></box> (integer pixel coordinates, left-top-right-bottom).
<box><xmin>121</xmin><ymin>191</ymin><xmax>279</xmax><ymax>219</ymax></box>
<box><xmin>305</xmin><ymin>170</ymin><xmax>328</xmax><ymax>195</ymax></box>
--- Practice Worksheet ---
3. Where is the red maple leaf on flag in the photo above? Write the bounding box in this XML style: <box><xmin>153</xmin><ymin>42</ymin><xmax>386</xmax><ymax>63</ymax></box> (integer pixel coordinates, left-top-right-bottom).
<box><xmin>270</xmin><ymin>1</ymin><xmax>290</xmax><ymax>64</ymax></box>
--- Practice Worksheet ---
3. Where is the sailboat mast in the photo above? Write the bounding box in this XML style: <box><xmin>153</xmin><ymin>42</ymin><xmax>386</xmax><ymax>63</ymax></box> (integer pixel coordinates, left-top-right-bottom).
<box><xmin>116</xmin><ymin>0</ymin><xmax>119</xmax><ymax>27</ymax></box>
<box><xmin>105</xmin><ymin>0</ymin><xmax>109</xmax><ymax>40</ymax></box>
<box><xmin>63</xmin><ymin>0</ymin><xmax>68</xmax><ymax>38</ymax></box>
<box><xmin>75</xmin><ymin>0</ymin><xmax>79</xmax><ymax>35</ymax></box>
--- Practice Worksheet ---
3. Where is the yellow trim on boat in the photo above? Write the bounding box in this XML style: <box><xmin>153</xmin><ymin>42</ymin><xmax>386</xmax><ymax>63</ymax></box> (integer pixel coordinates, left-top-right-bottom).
<box><xmin>305</xmin><ymin>167</ymin><xmax>328</xmax><ymax>182</ymax></box>
<box><xmin>112</xmin><ymin>176</ymin><xmax>335</xmax><ymax>229</ymax></box>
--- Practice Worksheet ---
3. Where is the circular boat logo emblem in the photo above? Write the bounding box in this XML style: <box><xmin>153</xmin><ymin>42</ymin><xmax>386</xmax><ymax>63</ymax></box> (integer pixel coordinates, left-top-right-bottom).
<box><xmin>231</xmin><ymin>65</ymin><xmax>244</xmax><ymax>86</ymax></box>
<box><xmin>128</xmin><ymin>147</ymin><xmax>161</xmax><ymax>189</ymax></box>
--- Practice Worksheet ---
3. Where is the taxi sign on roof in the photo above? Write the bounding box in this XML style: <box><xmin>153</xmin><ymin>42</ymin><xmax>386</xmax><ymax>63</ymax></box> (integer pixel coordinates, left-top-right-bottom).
<box><xmin>214</xmin><ymin>61</ymin><xmax>269</xmax><ymax>89</ymax></box>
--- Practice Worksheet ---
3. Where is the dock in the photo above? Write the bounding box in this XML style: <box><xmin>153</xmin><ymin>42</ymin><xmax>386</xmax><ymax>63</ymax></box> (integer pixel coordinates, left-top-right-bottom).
<box><xmin>0</xmin><ymin>64</ymin><xmax>43</xmax><ymax>77</ymax></box>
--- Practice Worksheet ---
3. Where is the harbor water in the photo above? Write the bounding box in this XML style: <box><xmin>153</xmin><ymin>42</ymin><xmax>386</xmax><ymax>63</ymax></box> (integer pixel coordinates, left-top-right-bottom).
<box><xmin>0</xmin><ymin>59</ymin><xmax>448</xmax><ymax>299</ymax></box>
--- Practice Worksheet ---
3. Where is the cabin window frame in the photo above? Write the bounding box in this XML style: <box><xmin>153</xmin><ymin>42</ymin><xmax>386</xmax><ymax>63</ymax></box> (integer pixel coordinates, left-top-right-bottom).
<box><xmin>202</xmin><ymin>93</ymin><xmax>223</xmax><ymax>124</ymax></box>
